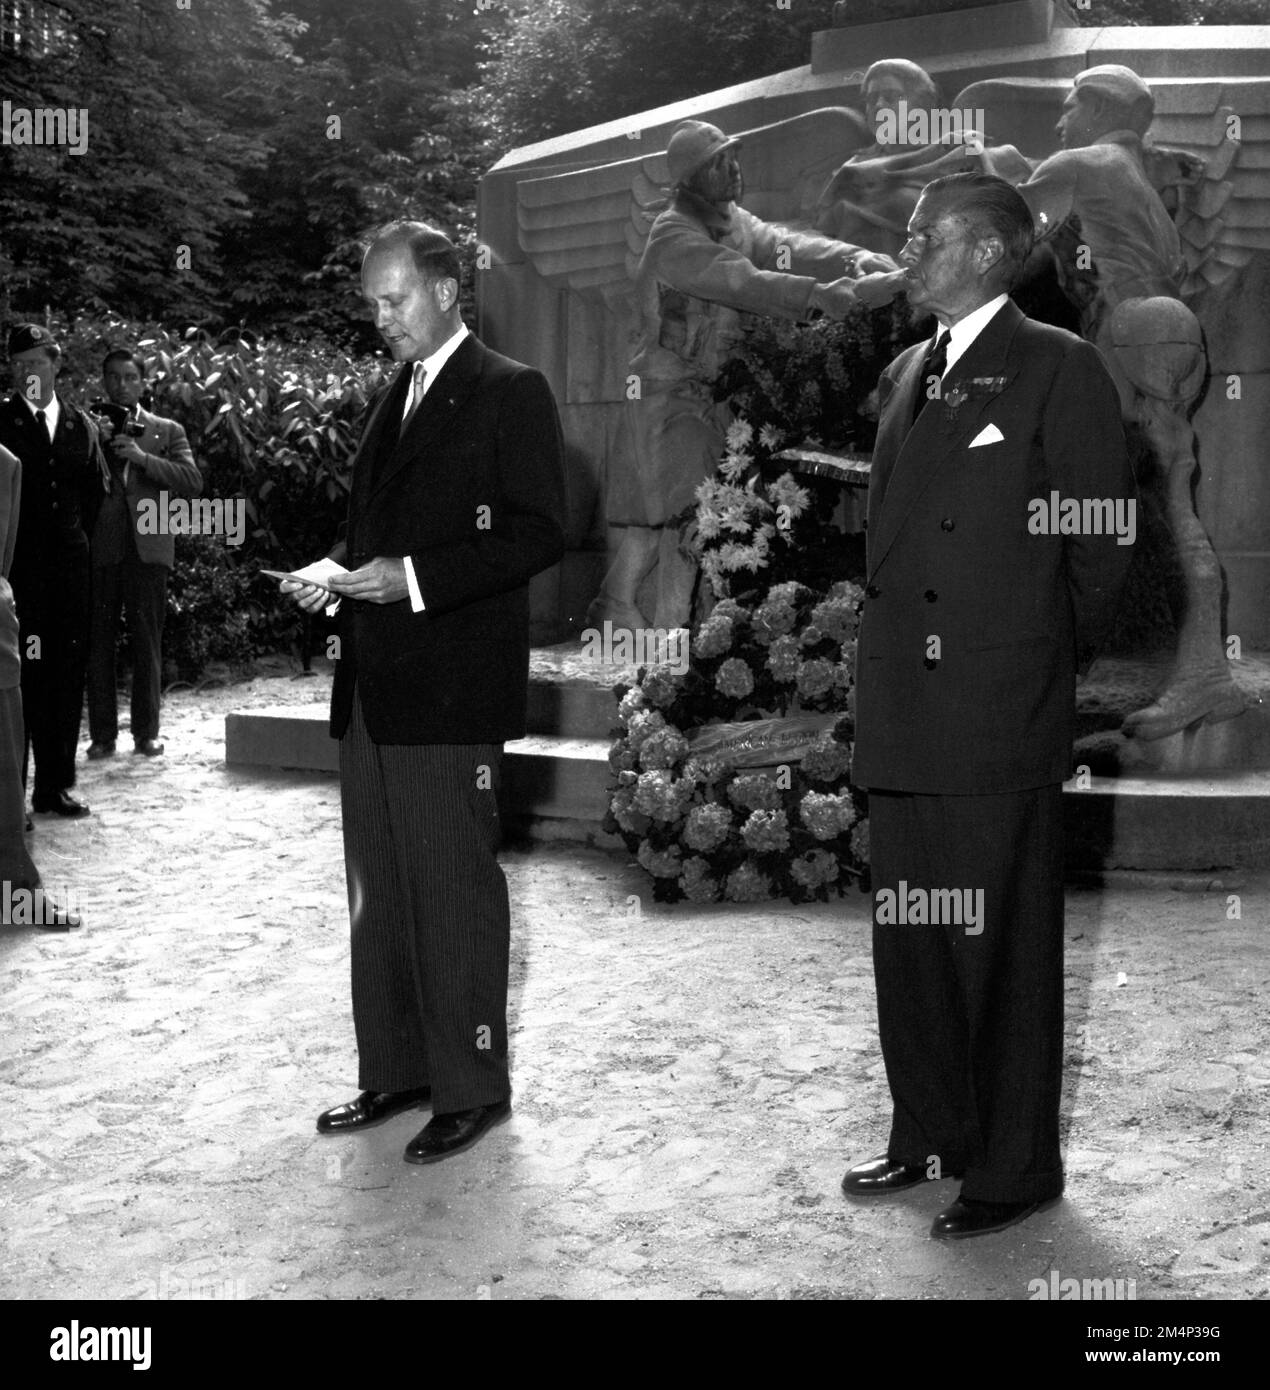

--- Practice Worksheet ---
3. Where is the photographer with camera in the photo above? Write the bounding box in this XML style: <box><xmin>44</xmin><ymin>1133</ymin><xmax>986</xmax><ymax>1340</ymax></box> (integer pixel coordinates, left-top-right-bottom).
<box><xmin>0</xmin><ymin>324</ymin><xmax>110</xmax><ymax>819</ymax></box>
<box><xmin>86</xmin><ymin>348</ymin><xmax>201</xmax><ymax>760</ymax></box>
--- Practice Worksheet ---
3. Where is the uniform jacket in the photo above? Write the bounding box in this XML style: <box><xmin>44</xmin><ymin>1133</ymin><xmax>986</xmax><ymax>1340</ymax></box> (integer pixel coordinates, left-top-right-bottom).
<box><xmin>0</xmin><ymin>394</ymin><xmax>108</xmax><ymax>584</ymax></box>
<box><xmin>90</xmin><ymin>405</ymin><xmax>202</xmax><ymax>569</ymax></box>
<box><xmin>632</xmin><ymin>190</ymin><xmax>871</xmax><ymax>389</ymax></box>
<box><xmin>851</xmin><ymin>298</ymin><xmax>1134</xmax><ymax>795</ymax></box>
<box><xmin>329</xmin><ymin>332</ymin><xmax>567</xmax><ymax>745</ymax></box>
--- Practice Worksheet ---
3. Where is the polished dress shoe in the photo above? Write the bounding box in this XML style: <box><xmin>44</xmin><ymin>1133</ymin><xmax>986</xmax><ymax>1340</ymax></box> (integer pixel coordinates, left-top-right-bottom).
<box><xmin>842</xmin><ymin>1154</ymin><xmax>945</xmax><ymax>1196</ymax></box>
<box><xmin>930</xmin><ymin>1195</ymin><xmax>1055</xmax><ymax>1240</ymax></box>
<box><xmin>316</xmin><ymin>1087</ymin><xmax>432</xmax><ymax>1133</ymax></box>
<box><xmin>31</xmin><ymin>791</ymin><xmax>90</xmax><ymax>818</ymax></box>
<box><xmin>87</xmin><ymin>741</ymin><xmax>116</xmax><ymax>759</ymax></box>
<box><xmin>134</xmin><ymin>739</ymin><xmax>164</xmax><ymax>757</ymax></box>
<box><xmin>403</xmin><ymin>1099</ymin><xmax>511</xmax><ymax>1165</ymax></box>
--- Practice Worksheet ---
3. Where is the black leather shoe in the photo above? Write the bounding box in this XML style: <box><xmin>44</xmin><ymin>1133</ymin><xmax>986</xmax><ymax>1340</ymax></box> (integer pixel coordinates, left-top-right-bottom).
<box><xmin>31</xmin><ymin>791</ymin><xmax>90</xmax><ymax>818</ymax></box>
<box><xmin>842</xmin><ymin>1154</ymin><xmax>944</xmax><ymax>1196</ymax></box>
<box><xmin>403</xmin><ymin>1099</ymin><xmax>511</xmax><ymax>1165</ymax></box>
<box><xmin>87</xmin><ymin>741</ymin><xmax>116</xmax><ymax>759</ymax></box>
<box><xmin>929</xmin><ymin>1195</ymin><xmax>1055</xmax><ymax>1240</ymax></box>
<box><xmin>134</xmin><ymin>739</ymin><xmax>164</xmax><ymax>757</ymax></box>
<box><xmin>316</xmin><ymin>1087</ymin><xmax>432</xmax><ymax>1134</ymax></box>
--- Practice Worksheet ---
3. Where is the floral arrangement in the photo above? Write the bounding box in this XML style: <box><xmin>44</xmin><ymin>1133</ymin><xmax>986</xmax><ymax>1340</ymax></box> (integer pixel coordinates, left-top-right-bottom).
<box><xmin>603</xmin><ymin>418</ymin><xmax>870</xmax><ymax>904</ymax></box>
<box><xmin>602</xmin><ymin>305</ymin><xmax>927</xmax><ymax>904</ymax></box>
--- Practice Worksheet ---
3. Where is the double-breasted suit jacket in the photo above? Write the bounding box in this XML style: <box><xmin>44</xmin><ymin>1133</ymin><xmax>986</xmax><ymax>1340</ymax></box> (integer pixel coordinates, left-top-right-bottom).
<box><xmin>329</xmin><ymin>332</ymin><xmax>567</xmax><ymax>745</ymax></box>
<box><xmin>852</xmin><ymin>298</ymin><xmax>1135</xmax><ymax>796</ymax></box>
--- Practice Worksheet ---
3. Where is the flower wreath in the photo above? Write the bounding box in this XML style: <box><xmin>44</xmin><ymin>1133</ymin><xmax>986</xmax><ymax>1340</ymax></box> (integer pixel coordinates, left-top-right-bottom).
<box><xmin>602</xmin><ymin>419</ymin><xmax>870</xmax><ymax>904</ymax></box>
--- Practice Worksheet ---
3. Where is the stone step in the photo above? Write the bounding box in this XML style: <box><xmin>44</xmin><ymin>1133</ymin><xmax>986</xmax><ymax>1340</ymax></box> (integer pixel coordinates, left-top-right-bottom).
<box><xmin>224</xmin><ymin>705</ymin><xmax>1270</xmax><ymax>870</ymax></box>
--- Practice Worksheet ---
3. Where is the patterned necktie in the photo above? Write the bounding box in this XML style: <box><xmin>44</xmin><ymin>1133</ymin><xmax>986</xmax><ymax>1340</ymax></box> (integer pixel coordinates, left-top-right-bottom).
<box><xmin>911</xmin><ymin>329</ymin><xmax>951</xmax><ymax>425</ymax></box>
<box><xmin>399</xmin><ymin>361</ymin><xmax>428</xmax><ymax>438</ymax></box>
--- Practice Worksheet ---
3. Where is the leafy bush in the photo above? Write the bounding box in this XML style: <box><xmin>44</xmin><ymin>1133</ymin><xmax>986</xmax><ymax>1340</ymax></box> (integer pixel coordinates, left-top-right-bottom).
<box><xmin>42</xmin><ymin>311</ymin><xmax>390</xmax><ymax>675</ymax></box>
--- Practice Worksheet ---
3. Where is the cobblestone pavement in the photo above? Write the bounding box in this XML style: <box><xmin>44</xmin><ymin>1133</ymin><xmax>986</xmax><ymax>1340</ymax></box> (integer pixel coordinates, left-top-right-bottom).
<box><xmin>2</xmin><ymin>663</ymin><xmax>1268</xmax><ymax>1301</ymax></box>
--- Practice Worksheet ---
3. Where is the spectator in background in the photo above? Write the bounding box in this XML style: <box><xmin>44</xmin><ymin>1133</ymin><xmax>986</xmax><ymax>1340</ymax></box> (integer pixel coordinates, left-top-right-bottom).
<box><xmin>0</xmin><ymin>324</ymin><xmax>109</xmax><ymax>819</ymax></box>
<box><xmin>87</xmin><ymin>349</ymin><xmax>202</xmax><ymax>759</ymax></box>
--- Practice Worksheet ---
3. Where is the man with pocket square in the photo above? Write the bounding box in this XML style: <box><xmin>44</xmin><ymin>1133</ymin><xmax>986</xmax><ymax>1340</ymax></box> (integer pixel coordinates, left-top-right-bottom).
<box><xmin>843</xmin><ymin>173</ymin><xmax>1134</xmax><ymax>1238</ymax></box>
<box><xmin>284</xmin><ymin>222</ymin><xmax>566</xmax><ymax>1165</ymax></box>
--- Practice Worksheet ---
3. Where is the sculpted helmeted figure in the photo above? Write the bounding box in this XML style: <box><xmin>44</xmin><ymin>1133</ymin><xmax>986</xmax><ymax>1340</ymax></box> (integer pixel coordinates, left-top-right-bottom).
<box><xmin>1016</xmin><ymin>64</ymin><xmax>1248</xmax><ymax>738</ymax></box>
<box><xmin>587</xmin><ymin>119</ymin><xmax>900</xmax><ymax>632</ymax></box>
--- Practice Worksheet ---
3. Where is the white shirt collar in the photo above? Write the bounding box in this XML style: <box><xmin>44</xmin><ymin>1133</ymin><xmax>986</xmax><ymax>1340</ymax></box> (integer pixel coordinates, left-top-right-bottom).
<box><xmin>940</xmin><ymin>294</ymin><xmax>1009</xmax><ymax>375</ymax></box>
<box><xmin>18</xmin><ymin>391</ymin><xmax>59</xmax><ymax>435</ymax></box>
<box><xmin>414</xmin><ymin>324</ymin><xmax>468</xmax><ymax>393</ymax></box>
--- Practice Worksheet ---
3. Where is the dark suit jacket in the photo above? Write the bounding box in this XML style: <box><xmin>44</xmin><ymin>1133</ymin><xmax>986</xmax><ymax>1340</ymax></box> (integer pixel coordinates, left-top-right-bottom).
<box><xmin>90</xmin><ymin>406</ymin><xmax>202</xmax><ymax>569</ymax></box>
<box><xmin>852</xmin><ymin>298</ymin><xmax>1134</xmax><ymax>795</ymax></box>
<box><xmin>329</xmin><ymin>332</ymin><xmax>567</xmax><ymax>745</ymax></box>
<box><xmin>0</xmin><ymin>394</ymin><xmax>108</xmax><ymax>586</ymax></box>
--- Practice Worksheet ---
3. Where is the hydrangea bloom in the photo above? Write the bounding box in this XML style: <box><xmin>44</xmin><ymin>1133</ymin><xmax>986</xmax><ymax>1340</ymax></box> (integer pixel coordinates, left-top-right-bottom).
<box><xmin>680</xmin><ymin>855</ymin><xmax>722</xmax><ymax>903</ymax></box>
<box><xmin>637</xmin><ymin>841</ymin><xmax>683</xmax><ymax>878</ymax></box>
<box><xmin>632</xmin><ymin>769</ymin><xmax>691</xmax><ymax>822</ymax></box>
<box><xmin>725</xmin><ymin>862</ymin><xmax>773</xmax><ymax>902</ymax></box>
<box><xmin>683</xmin><ymin>802</ymin><xmax>733</xmax><ymax>853</ymax></box>
<box><xmin>715</xmin><ymin>657</ymin><xmax>755</xmax><ymax>700</ymax></box>
<box><xmin>800</xmin><ymin>735</ymin><xmax>851</xmax><ymax>783</ymax></box>
<box><xmin>799</xmin><ymin>789</ymin><xmax>858</xmax><ymax>840</ymax></box>
<box><xmin>766</xmin><ymin>634</ymin><xmax>801</xmax><ymax>682</ymax></box>
<box><xmin>796</xmin><ymin>658</ymin><xmax>836</xmax><ymax>699</ymax></box>
<box><xmin>751</xmin><ymin>594</ymin><xmax>797</xmax><ymax>644</ymax></box>
<box><xmin>741</xmin><ymin>808</ymin><xmax>791</xmax><ymax>853</ymax></box>
<box><xmin>694</xmin><ymin>615</ymin><xmax>735</xmax><ymax>658</ymax></box>
<box><xmin>791</xmin><ymin>849</ymin><xmax>840</xmax><ymax>890</ymax></box>
<box><xmin>638</xmin><ymin>725</ymin><xmax>689</xmax><ymax>771</ymax></box>
<box><xmin>729</xmin><ymin>773</ymin><xmax>783</xmax><ymax>812</ymax></box>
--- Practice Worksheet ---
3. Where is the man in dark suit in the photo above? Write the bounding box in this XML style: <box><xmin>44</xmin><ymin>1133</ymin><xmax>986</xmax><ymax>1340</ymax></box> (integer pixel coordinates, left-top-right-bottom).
<box><xmin>0</xmin><ymin>324</ymin><xmax>110</xmax><ymax>819</ymax></box>
<box><xmin>285</xmin><ymin>222</ymin><xmax>566</xmax><ymax>1164</ymax></box>
<box><xmin>842</xmin><ymin>174</ymin><xmax>1134</xmax><ymax>1238</ymax></box>
<box><xmin>87</xmin><ymin>347</ymin><xmax>202</xmax><ymax>760</ymax></box>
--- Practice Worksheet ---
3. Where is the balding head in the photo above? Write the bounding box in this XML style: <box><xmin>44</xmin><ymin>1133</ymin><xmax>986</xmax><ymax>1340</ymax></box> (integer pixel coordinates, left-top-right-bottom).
<box><xmin>362</xmin><ymin>221</ymin><xmax>462</xmax><ymax>362</ymax></box>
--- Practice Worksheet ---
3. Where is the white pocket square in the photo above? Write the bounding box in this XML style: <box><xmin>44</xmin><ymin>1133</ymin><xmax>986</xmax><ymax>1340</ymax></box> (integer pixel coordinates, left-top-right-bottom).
<box><xmin>969</xmin><ymin>423</ymin><xmax>1004</xmax><ymax>448</ymax></box>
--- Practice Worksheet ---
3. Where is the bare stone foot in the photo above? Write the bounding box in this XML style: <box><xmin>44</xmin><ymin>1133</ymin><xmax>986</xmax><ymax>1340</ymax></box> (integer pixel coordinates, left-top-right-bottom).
<box><xmin>1122</xmin><ymin>673</ymin><xmax>1251</xmax><ymax>740</ymax></box>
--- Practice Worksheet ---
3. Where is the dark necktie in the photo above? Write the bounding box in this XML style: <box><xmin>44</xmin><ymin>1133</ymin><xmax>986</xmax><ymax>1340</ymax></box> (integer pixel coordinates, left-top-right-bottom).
<box><xmin>37</xmin><ymin>407</ymin><xmax>52</xmax><ymax>442</ymax></box>
<box><xmin>911</xmin><ymin>329</ymin><xmax>951</xmax><ymax>425</ymax></box>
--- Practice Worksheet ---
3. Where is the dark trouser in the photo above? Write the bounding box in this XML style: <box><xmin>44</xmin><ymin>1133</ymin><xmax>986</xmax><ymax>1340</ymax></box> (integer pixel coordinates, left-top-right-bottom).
<box><xmin>338</xmin><ymin>687</ymin><xmax>509</xmax><ymax>1113</ymax></box>
<box><xmin>868</xmin><ymin>784</ymin><xmax>1066</xmax><ymax>1204</ymax></box>
<box><xmin>15</xmin><ymin>552</ymin><xmax>89</xmax><ymax>800</ymax></box>
<box><xmin>0</xmin><ymin>685</ymin><xmax>38</xmax><ymax>891</ymax></box>
<box><xmin>88</xmin><ymin>554</ymin><xmax>169</xmax><ymax>745</ymax></box>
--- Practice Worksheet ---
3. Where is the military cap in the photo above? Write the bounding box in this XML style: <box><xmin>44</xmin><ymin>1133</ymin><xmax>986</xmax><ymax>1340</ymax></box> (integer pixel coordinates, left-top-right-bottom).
<box><xmin>1075</xmin><ymin>65</ymin><xmax>1154</xmax><ymax>113</ymax></box>
<box><xmin>666</xmin><ymin>120</ymin><xmax>740</xmax><ymax>187</ymax></box>
<box><xmin>7</xmin><ymin>322</ymin><xmax>59</xmax><ymax>357</ymax></box>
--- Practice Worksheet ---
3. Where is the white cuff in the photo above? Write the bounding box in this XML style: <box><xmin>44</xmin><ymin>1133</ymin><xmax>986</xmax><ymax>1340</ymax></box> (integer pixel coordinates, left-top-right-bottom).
<box><xmin>404</xmin><ymin>556</ymin><xmax>426</xmax><ymax>612</ymax></box>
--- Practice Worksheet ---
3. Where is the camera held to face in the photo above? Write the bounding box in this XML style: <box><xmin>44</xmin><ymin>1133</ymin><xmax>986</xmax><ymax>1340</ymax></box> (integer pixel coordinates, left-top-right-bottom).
<box><xmin>89</xmin><ymin>400</ymin><xmax>145</xmax><ymax>440</ymax></box>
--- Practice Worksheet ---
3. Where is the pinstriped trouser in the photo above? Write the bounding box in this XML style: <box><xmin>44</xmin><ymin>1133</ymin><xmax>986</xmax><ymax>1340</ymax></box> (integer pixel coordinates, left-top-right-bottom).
<box><xmin>339</xmin><ymin>689</ymin><xmax>510</xmax><ymax>1113</ymax></box>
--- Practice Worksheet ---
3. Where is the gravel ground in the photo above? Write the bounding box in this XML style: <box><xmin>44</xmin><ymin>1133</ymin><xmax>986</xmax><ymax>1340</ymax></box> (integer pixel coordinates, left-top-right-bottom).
<box><xmin>1</xmin><ymin>660</ymin><xmax>1267</xmax><ymax>1301</ymax></box>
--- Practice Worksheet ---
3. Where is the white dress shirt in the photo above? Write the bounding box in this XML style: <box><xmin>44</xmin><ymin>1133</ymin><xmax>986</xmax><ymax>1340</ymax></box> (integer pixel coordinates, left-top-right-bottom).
<box><xmin>939</xmin><ymin>293</ymin><xmax>1009</xmax><ymax>376</ymax></box>
<box><xmin>18</xmin><ymin>390</ymin><xmax>60</xmax><ymax>440</ymax></box>
<box><xmin>401</xmin><ymin>324</ymin><xmax>469</xmax><ymax>613</ymax></box>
